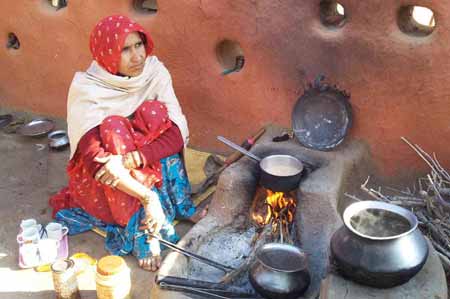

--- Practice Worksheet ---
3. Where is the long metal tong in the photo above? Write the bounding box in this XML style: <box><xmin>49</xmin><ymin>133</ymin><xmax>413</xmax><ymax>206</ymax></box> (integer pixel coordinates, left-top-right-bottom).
<box><xmin>159</xmin><ymin>282</ymin><xmax>261</xmax><ymax>299</ymax></box>
<box><xmin>146</xmin><ymin>232</ymin><xmax>234</xmax><ymax>273</ymax></box>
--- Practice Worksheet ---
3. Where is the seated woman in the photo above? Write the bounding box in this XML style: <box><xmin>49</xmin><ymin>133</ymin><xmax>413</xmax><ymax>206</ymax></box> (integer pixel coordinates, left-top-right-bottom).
<box><xmin>49</xmin><ymin>14</ymin><xmax>206</xmax><ymax>271</ymax></box>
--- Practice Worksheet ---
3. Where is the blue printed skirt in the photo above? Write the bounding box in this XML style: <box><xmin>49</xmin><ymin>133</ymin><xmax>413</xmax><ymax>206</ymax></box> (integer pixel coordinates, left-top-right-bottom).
<box><xmin>55</xmin><ymin>154</ymin><xmax>195</xmax><ymax>259</ymax></box>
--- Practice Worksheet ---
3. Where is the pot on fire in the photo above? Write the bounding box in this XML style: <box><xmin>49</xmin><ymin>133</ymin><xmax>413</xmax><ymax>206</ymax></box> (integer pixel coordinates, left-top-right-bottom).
<box><xmin>330</xmin><ymin>201</ymin><xmax>429</xmax><ymax>288</ymax></box>
<box><xmin>217</xmin><ymin>136</ymin><xmax>304</xmax><ymax>192</ymax></box>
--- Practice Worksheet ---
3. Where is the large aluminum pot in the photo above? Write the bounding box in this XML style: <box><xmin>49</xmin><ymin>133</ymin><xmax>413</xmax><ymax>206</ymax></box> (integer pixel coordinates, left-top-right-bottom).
<box><xmin>218</xmin><ymin>136</ymin><xmax>304</xmax><ymax>192</ymax></box>
<box><xmin>258</xmin><ymin>155</ymin><xmax>303</xmax><ymax>192</ymax></box>
<box><xmin>330</xmin><ymin>201</ymin><xmax>429</xmax><ymax>288</ymax></box>
<box><xmin>249</xmin><ymin>243</ymin><xmax>310</xmax><ymax>299</ymax></box>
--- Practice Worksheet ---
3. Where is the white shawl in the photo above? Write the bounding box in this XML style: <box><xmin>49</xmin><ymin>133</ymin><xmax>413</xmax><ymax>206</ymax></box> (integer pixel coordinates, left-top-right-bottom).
<box><xmin>67</xmin><ymin>56</ymin><xmax>189</xmax><ymax>159</ymax></box>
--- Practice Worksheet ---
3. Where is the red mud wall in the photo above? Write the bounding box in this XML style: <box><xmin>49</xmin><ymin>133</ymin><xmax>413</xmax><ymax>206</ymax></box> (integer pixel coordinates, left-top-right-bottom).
<box><xmin>1</xmin><ymin>1</ymin><xmax>450</xmax><ymax>179</ymax></box>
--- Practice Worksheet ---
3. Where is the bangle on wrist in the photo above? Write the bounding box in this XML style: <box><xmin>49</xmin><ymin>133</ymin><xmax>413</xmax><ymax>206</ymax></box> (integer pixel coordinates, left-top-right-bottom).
<box><xmin>141</xmin><ymin>191</ymin><xmax>153</xmax><ymax>205</ymax></box>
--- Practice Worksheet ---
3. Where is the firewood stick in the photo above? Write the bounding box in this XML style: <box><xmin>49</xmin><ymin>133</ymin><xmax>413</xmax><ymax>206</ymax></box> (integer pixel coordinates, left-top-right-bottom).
<box><xmin>191</xmin><ymin>127</ymin><xmax>266</xmax><ymax>197</ymax></box>
<box><xmin>389</xmin><ymin>201</ymin><xmax>426</xmax><ymax>208</ymax></box>
<box><xmin>401</xmin><ymin>137</ymin><xmax>440</xmax><ymax>176</ymax></box>
<box><xmin>432</xmin><ymin>153</ymin><xmax>450</xmax><ymax>181</ymax></box>
<box><xmin>427</xmin><ymin>175</ymin><xmax>450</xmax><ymax>212</ymax></box>
<box><xmin>219</xmin><ymin>224</ymin><xmax>271</xmax><ymax>284</ymax></box>
<box><xmin>431</xmin><ymin>239</ymin><xmax>450</xmax><ymax>260</ymax></box>
<box><xmin>417</xmin><ymin>212</ymin><xmax>450</xmax><ymax>250</ymax></box>
<box><xmin>438</xmin><ymin>188</ymin><xmax>450</xmax><ymax>196</ymax></box>
<box><xmin>433</xmin><ymin>220</ymin><xmax>450</xmax><ymax>231</ymax></box>
<box><xmin>361</xmin><ymin>176</ymin><xmax>390</xmax><ymax>202</ymax></box>
<box><xmin>385</xmin><ymin>186</ymin><xmax>414</xmax><ymax>196</ymax></box>
<box><xmin>437</xmin><ymin>251</ymin><xmax>450</xmax><ymax>272</ymax></box>
<box><xmin>391</xmin><ymin>196</ymin><xmax>425</xmax><ymax>202</ymax></box>
<box><xmin>344</xmin><ymin>193</ymin><xmax>362</xmax><ymax>202</ymax></box>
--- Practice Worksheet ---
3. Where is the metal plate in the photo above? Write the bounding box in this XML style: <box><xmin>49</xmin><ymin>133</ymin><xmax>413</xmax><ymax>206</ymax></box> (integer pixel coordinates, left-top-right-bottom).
<box><xmin>292</xmin><ymin>84</ymin><xmax>352</xmax><ymax>151</ymax></box>
<box><xmin>17</xmin><ymin>119</ymin><xmax>55</xmax><ymax>137</ymax></box>
<box><xmin>0</xmin><ymin>114</ymin><xmax>13</xmax><ymax>129</ymax></box>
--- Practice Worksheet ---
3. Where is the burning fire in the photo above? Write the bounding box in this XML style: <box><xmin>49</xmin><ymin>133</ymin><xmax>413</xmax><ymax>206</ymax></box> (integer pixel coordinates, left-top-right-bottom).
<box><xmin>251</xmin><ymin>188</ymin><xmax>297</xmax><ymax>228</ymax></box>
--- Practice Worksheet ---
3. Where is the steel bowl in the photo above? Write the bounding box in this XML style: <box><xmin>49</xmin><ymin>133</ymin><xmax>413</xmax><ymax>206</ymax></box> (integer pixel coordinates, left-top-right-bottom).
<box><xmin>48</xmin><ymin>130</ymin><xmax>69</xmax><ymax>149</ymax></box>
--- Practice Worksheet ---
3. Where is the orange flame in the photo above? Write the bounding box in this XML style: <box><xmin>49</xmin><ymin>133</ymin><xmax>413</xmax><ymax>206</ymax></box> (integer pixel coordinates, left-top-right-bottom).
<box><xmin>251</xmin><ymin>188</ymin><xmax>296</xmax><ymax>227</ymax></box>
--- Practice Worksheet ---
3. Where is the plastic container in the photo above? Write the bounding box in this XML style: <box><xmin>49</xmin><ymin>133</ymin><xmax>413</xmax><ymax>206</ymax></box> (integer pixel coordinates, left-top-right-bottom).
<box><xmin>96</xmin><ymin>255</ymin><xmax>131</xmax><ymax>299</ymax></box>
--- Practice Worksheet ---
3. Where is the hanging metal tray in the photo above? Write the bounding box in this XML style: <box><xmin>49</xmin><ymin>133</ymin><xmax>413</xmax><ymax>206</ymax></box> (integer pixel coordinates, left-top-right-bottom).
<box><xmin>292</xmin><ymin>76</ymin><xmax>352</xmax><ymax>151</ymax></box>
<box><xmin>17</xmin><ymin>118</ymin><xmax>55</xmax><ymax>137</ymax></box>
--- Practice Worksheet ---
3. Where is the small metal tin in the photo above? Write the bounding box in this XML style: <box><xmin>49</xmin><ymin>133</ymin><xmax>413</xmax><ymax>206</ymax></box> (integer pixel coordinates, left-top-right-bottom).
<box><xmin>51</xmin><ymin>259</ymin><xmax>80</xmax><ymax>299</ymax></box>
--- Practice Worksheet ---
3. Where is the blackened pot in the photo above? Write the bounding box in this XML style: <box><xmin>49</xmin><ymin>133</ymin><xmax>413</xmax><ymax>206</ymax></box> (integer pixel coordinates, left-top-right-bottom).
<box><xmin>330</xmin><ymin>201</ymin><xmax>429</xmax><ymax>288</ymax></box>
<box><xmin>249</xmin><ymin>243</ymin><xmax>310</xmax><ymax>299</ymax></box>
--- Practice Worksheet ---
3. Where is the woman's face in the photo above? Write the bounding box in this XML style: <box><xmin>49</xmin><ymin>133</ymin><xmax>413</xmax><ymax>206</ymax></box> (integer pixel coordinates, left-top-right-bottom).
<box><xmin>118</xmin><ymin>32</ymin><xmax>146</xmax><ymax>77</ymax></box>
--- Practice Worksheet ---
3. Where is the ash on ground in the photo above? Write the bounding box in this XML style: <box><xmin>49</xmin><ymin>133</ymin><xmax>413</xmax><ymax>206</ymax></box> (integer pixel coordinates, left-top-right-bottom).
<box><xmin>187</xmin><ymin>225</ymin><xmax>257</xmax><ymax>290</ymax></box>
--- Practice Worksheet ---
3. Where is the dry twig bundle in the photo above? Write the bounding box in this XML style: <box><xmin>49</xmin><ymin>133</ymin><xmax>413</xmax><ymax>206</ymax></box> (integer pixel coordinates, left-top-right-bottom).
<box><xmin>347</xmin><ymin>137</ymin><xmax>450</xmax><ymax>272</ymax></box>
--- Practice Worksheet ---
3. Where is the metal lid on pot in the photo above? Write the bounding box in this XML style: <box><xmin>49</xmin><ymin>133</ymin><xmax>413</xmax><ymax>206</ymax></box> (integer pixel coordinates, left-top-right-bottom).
<box><xmin>292</xmin><ymin>75</ymin><xmax>352</xmax><ymax>151</ymax></box>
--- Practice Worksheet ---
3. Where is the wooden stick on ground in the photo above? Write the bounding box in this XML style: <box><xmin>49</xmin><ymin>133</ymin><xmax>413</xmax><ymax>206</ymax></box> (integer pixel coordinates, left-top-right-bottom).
<box><xmin>219</xmin><ymin>224</ymin><xmax>271</xmax><ymax>285</ymax></box>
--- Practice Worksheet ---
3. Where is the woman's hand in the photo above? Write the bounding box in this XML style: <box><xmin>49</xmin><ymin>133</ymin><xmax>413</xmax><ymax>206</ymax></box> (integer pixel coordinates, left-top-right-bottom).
<box><xmin>122</xmin><ymin>151</ymin><xmax>142</xmax><ymax>169</ymax></box>
<box><xmin>94</xmin><ymin>155</ymin><xmax>128</xmax><ymax>187</ymax></box>
<box><xmin>140</xmin><ymin>191</ymin><xmax>166</xmax><ymax>236</ymax></box>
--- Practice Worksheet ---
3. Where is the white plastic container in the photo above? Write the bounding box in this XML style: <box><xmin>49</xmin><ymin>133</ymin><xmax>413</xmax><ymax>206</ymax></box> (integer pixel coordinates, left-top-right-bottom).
<box><xmin>96</xmin><ymin>255</ymin><xmax>131</xmax><ymax>299</ymax></box>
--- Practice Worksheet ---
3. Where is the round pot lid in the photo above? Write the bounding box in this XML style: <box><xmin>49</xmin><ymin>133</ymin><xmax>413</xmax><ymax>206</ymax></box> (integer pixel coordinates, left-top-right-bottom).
<box><xmin>292</xmin><ymin>77</ymin><xmax>352</xmax><ymax>151</ymax></box>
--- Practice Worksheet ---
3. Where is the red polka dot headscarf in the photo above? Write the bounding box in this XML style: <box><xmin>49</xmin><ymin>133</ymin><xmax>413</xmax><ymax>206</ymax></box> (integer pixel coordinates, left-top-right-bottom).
<box><xmin>89</xmin><ymin>15</ymin><xmax>154</xmax><ymax>74</ymax></box>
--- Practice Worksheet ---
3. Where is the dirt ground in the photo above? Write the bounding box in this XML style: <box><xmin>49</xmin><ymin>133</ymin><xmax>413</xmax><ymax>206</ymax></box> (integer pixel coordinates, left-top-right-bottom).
<box><xmin>0</xmin><ymin>111</ymin><xmax>200</xmax><ymax>299</ymax></box>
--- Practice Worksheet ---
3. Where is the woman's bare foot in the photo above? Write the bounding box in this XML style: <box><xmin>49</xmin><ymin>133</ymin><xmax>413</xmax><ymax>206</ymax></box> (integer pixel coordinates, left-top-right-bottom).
<box><xmin>188</xmin><ymin>204</ymin><xmax>209</xmax><ymax>223</ymax></box>
<box><xmin>138</xmin><ymin>255</ymin><xmax>161</xmax><ymax>271</ymax></box>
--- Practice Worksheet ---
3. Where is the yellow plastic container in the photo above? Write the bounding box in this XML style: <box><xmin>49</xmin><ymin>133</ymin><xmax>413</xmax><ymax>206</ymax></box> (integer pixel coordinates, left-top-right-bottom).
<box><xmin>96</xmin><ymin>255</ymin><xmax>131</xmax><ymax>299</ymax></box>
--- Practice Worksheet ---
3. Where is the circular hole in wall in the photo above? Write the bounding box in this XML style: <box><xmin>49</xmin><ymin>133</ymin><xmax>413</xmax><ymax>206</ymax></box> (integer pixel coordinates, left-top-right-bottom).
<box><xmin>47</xmin><ymin>0</ymin><xmax>67</xmax><ymax>10</ymax></box>
<box><xmin>398</xmin><ymin>6</ymin><xmax>435</xmax><ymax>37</ymax></box>
<box><xmin>6</xmin><ymin>33</ymin><xmax>20</xmax><ymax>50</ymax></box>
<box><xmin>320</xmin><ymin>0</ymin><xmax>347</xmax><ymax>28</ymax></box>
<box><xmin>216</xmin><ymin>40</ymin><xmax>245</xmax><ymax>75</ymax></box>
<box><xmin>134</xmin><ymin>0</ymin><xmax>158</xmax><ymax>14</ymax></box>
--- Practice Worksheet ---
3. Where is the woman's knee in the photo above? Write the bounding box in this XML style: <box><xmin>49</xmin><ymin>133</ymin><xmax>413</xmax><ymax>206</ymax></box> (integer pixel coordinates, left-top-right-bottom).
<box><xmin>99</xmin><ymin>115</ymin><xmax>136</xmax><ymax>154</ymax></box>
<box><xmin>136</xmin><ymin>101</ymin><xmax>167</xmax><ymax>119</ymax></box>
<box><xmin>101</xmin><ymin>115</ymin><xmax>128</xmax><ymax>128</ymax></box>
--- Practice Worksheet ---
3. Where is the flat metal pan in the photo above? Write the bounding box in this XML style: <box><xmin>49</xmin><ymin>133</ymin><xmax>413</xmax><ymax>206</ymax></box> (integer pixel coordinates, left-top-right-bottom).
<box><xmin>17</xmin><ymin>118</ymin><xmax>55</xmax><ymax>137</ymax></box>
<box><xmin>292</xmin><ymin>77</ymin><xmax>352</xmax><ymax>151</ymax></box>
<box><xmin>0</xmin><ymin>114</ymin><xmax>13</xmax><ymax>129</ymax></box>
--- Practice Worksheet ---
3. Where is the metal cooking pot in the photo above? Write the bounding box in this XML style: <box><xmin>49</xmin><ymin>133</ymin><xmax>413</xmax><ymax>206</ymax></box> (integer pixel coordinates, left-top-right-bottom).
<box><xmin>249</xmin><ymin>243</ymin><xmax>310</xmax><ymax>299</ymax></box>
<box><xmin>217</xmin><ymin>136</ymin><xmax>304</xmax><ymax>192</ymax></box>
<box><xmin>330</xmin><ymin>201</ymin><xmax>429</xmax><ymax>288</ymax></box>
